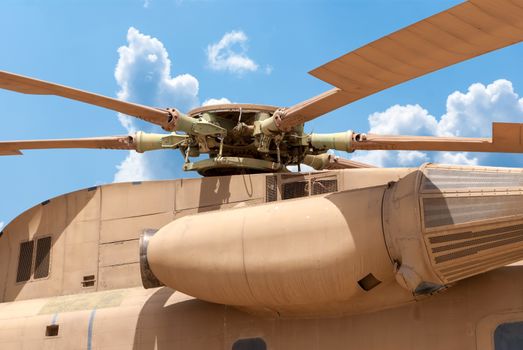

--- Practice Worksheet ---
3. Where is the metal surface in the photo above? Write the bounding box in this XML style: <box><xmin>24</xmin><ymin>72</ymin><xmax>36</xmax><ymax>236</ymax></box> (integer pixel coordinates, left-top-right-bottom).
<box><xmin>187</xmin><ymin>103</ymin><xmax>279</xmax><ymax>117</ymax></box>
<box><xmin>0</xmin><ymin>70</ymin><xmax>172</xmax><ymax>128</ymax></box>
<box><xmin>0</xmin><ymin>135</ymin><xmax>134</xmax><ymax>155</ymax></box>
<box><xmin>139</xmin><ymin>229</ymin><xmax>164</xmax><ymax>289</ymax></box>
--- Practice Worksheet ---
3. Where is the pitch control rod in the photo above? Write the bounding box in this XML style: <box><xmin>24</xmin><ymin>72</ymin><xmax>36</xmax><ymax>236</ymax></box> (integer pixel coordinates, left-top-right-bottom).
<box><xmin>307</xmin><ymin>122</ymin><xmax>523</xmax><ymax>154</ymax></box>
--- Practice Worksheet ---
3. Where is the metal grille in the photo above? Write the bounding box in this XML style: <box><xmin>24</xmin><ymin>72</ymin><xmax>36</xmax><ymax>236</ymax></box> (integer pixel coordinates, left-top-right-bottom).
<box><xmin>440</xmin><ymin>249</ymin><xmax>523</xmax><ymax>282</ymax></box>
<box><xmin>312</xmin><ymin>179</ymin><xmax>338</xmax><ymax>195</ymax></box>
<box><xmin>434</xmin><ymin>230</ymin><xmax>523</xmax><ymax>264</ymax></box>
<box><xmin>423</xmin><ymin>195</ymin><xmax>523</xmax><ymax>228</ymax></box>
<box><xmin>426</xmin><ymin>221</ymin><xmax>523</xmax><ymax>282</ymax></box>
<box><xmin>265</xmin><ymin>175</ymin><xmax>277</xmax><ymax>202</ymax></box>
<box><xmin>34</xmin><ymin>237</ymin><xmax>51</xmax><ymax>279</ymax></box>
<box><xmin>16</xmin><ymin>240</ymin><xmax>34</xmax><ymax>283</ymax></box>
<box><xmin>282</xmin><ymin>181</ymin><xmax>308</xmax><ymax>200</ymax></box>
<box><xmin>420</xmin><ymin>165</ymin><xmax>523</xmax><ymax>284</ymax></box>
<box><xmin>422</xmin><ymin>168</ymin><xmax>523</xmax><ymax>191</ymax></box>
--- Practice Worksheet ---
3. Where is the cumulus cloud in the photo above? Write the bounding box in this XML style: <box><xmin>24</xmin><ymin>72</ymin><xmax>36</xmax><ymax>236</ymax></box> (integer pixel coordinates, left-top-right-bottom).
<box><xmin>206</xmin><ymin>31</ymin><xmax>259</xmax><ymax>74</ymax></box>
<box><xmin>0</xmin><ymin>221</ymin><xmax>4</xmax><ymax>231</ymax></box>
<box><xmin>368</xmin><ymin>104</ymin><xmax>438</xmax><ymax>135</ymax></box>
<box><xmin>114</xmin><ymin>152</ymin><xmax>153</xmax><ymax>182</ymax></box>
<box><xmin>350</xmin><ymin>80</ymin><xmax>523</xmax><ymax>167</ymax></box>
<box><xmin>202</xmin><ymin>97</ymin><xmax>232</xmax><ymax>106</ymax></box>
<box><xmin>438</xmin><ymin>80</ymin><xmax>523</xmax><ymax>137</ymax></box>
<box><xmin>114</xmin><ymin>27</ymin><xmax>199</xmax><ymax>109</ymax></box>
<box><xmin>113</xmin><ymin>27</ymin><xmax>200</xmax><ymax>182</ymax></box>
<box><xmin>436</xmin><ymin>152</ymin><xmax>478</xmax><ymax>166</ymax></box>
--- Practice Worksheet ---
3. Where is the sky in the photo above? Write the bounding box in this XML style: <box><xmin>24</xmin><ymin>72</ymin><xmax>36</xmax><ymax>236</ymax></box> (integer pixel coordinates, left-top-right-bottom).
<box><xmin>1</xmin><ymin>0</ymin><xmax>522</xmax><ymax>227</ymax></box>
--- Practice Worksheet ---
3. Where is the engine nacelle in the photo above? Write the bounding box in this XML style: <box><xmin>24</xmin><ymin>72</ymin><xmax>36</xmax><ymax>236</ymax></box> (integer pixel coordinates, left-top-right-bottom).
<box><xmin>142</xmin><ymin>164</ymin><xmax>523</xmax><ymax>317</ymax></box>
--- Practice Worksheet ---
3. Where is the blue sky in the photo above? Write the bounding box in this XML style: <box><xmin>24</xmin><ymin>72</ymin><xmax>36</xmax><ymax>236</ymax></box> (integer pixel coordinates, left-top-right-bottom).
<box><xmin>1</xmin><ymin>0</ymin><xmax>522</xmax><ymax>227</ymax></box>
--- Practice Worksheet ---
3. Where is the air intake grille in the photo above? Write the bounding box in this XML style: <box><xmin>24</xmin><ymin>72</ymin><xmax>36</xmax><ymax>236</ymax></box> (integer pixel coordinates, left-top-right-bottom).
<box><xmin>282</xmin><ymin>181</ymin><xmax>308</xmax><ymax>200</ymax></box>
<box><xmin>271</xmin><ymin>175</ymin><xmax>339</xmax><ymax>201</ymax></box>
<box><xmin>265</xmin><ymin>175</ymin><xmax>277</xmax><ymax>202</ymax></box>
<box><xmin>16</xmin><ymin>240</ymin><xmax>34</xmax><ymax>283</ymax></box>
<box><xmin>312</xmin><ymin>179</ymin><xmax>338</xmax><ymax>195</ymax></box>
<box><xmin>34</xmin><ymin>237</ymin><xmax>51</xmax><ymax>279</ymax></box>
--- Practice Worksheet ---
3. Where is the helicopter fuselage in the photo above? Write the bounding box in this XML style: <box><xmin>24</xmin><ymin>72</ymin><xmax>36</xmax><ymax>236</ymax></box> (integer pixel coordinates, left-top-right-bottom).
<box><xmin>2</xmin><ymin>166</ymin><xmax>523</xmax><ymax>349</ymax></box>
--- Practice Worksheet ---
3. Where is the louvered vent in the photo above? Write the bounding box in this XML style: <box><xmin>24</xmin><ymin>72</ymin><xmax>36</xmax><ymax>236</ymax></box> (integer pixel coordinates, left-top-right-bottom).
<box><xmin>282</xmin><ymin>181</ymin><xmax>308</xmax><ymax>200</ymax></box>
<box><xmin>421</xmin><ymin>167</ymin><xmax>523</xmax><ymax>191</ymax></box>
<box><xmin>34</xmin><ymin>237</ymin><xmax>51</xmax><ymax>279</ymax></box>
<box><xmin>420</xmin><ymin>165</ymin><xmax>523</xmax><ymax>283</ymax></box>
<box><xmin>312</xmin><ymin>179</ymin><xmax>338</xmax><ymax>195</ymax></box>
<box><xmin>423</xmin><ymin>195</ymin><xmax>523</xmax><ymax>228</ymax></box>
<box><xmin>16</xmin><ymin>240</ymin><xmax>34</xmax><ymax>283</ymax></box>
<box><xmin>265</xmin><ymin>175</ymin><xmax>277</xmax><ymax>202</ymax></box>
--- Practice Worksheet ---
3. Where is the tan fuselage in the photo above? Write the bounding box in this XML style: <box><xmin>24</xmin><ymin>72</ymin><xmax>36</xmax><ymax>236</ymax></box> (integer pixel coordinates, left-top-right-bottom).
<box><xmin>1</xmin><ymin>166</ymin><xmax>523</xmax><ymax>349</ymax></box>
<box><xmin>0</xmin><ymin>267</ymin><xmax>522</xmax><ymax>349</ymax></box>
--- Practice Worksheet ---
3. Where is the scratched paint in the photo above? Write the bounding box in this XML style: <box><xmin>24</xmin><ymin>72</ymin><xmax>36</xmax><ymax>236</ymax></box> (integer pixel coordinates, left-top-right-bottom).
<box><xmin>39</xmin><ymin>290</ymin><xmax>125</xmax><ymax>314</ymax></box>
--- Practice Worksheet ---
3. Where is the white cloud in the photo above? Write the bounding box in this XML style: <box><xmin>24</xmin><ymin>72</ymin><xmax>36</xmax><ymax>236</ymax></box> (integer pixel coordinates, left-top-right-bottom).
<box><xmin>349</xmin><ymin>79</ymin><xmax>523</xmax><ymax>167</ymax></box>
<box><xmin>202</xmin><ymin>97</ymin><xmax>231</xmax><ymax>106</ymax></box>
<box><xmin>348</xmin><ymin>151</ymin><xmax>388</xmax><ymax>167</ymax></box>
<box><xmin>114</xmin><ymin>152</ymin><xmax>153</xmax><ymax>182</ymax></box>
<box><xmin>397</xmin><ymin>150</ymin><xmax>430</xmax><ymax>166</ymax></box>
<box><xmin>368</xmin><ymin>104</ymin><xmax>437</xmax><ymax>135</ymax></box>
<box><xmin>349</xmin><ymin>150</ymin><xmax>428</xmax><ymax>168</ymax></box>
<box><xmin>206</xmin><ymin>31</ymin><xmax>259</xmax><ymax>74</ymax></box>
<box><xmin>438</xmin><ymin>80</ymin><xmax>523</xmax><ymax>137</ymax></box>
<box><xmin>435</xmin><ymin>152</ymin><xmax>478</xmax><ymax>166</ymax></box>
<box><xmin>114</xmin><ymin>27</ymin><xmax>199</xmax><ymax>108</ymax></box>
<box><xmin>113</xmin><ymin>27</ymin><xmax>200</xmax><ymax>182</ymax></box>
<box><xmin>0</xmin><ymin>221</ymin><xmax>4</xmax><ymax>231</ymax></box>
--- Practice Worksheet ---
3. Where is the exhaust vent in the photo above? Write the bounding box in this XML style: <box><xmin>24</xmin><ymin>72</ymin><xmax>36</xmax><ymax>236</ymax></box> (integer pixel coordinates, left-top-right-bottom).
<box><xmin>140</xmin><ymin>229</ymin><xmax>165</xmax><ymax>289</ymax></box>
<box><xmin>384</xmin><ymin>164</ymin><xmax>523</xmax><ymax>292</ymax></box>
<box><xmin>420</xmin><ymin>166</ymin><xmax>523</xmax><ymax>283</ymax></box>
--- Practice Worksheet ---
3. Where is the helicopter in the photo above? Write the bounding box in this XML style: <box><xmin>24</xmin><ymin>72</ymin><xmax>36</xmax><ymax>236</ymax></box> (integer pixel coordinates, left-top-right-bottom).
<box><xmin>0</xmin><ymin>0</ymin><xmax>523</xmax><ymax>349</ymax></box>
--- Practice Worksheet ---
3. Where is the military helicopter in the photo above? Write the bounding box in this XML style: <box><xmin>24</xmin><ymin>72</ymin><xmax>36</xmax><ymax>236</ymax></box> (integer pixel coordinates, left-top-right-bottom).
<box><xmin>0</xmin><ymin>0</ymin><xmax>523</xmax><ymax>349</ymax></box>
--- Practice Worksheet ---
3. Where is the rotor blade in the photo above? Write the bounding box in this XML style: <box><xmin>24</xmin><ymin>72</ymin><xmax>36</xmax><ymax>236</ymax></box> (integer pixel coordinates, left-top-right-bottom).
<box><xmin>0</xmin><ymin>135</ymin><xmax>135</xmax><ymax>156</ymax></box>
<box><xmin>351</xmin><ymin>122</ymin><xmax>523</xmax><ymax>153</ymax></box>
<box><xmin>324</xmin><ymin>155</ymin><xmax>376</xmax><ymax>169</ymax></box>
<box><xmin>280</xmin><ymin>0</ymin><xmax>523</xmax><ymax>129</ymax></box>
<box><xmin>0</xmin><ymin>71</ymin><xmax>172</xmax><ymax>128</ymax></box>
<box><xmin>279</xmin><ymin>89</ymin><xmax>350</xmax><ymax>129</ymax></box>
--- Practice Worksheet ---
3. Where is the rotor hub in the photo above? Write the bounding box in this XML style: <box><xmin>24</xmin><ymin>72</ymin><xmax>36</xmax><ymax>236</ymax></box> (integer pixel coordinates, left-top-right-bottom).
<box><xmin>180</xmin><ymin>104</ymin><xmax>307</xmax><ymax>176</ymax></box>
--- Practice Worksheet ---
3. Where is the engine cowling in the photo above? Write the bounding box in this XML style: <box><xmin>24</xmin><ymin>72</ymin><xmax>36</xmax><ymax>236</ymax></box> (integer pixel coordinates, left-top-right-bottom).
<box><xmin>142</xmin><ymin>164</ymin><xmax>523</xmax><ymax>317</ymax></box>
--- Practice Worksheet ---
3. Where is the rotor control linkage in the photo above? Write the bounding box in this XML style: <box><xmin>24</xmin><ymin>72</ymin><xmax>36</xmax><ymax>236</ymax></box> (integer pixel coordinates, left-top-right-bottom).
<box><xmin>166</xmin><ymin>108</ymin><xmax>227</xmax><ymax>136</ymax></box>
<box><xmin>132</xmin><ymin>131</ymin><xmax>189</xmax><ymax>153</ymax></box>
